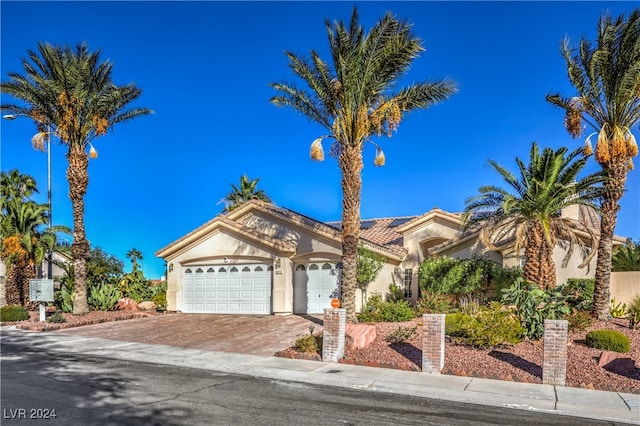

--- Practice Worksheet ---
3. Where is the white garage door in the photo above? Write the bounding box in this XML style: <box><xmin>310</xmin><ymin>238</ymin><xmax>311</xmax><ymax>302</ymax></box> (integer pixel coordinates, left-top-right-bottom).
<box><xmin>182</xmin><ymin>264</ymin><xmax>272</xmax><ymax>314</ymax></box>
<box><xmin>293</xmin><ymin>262</ymin><xmax>341</xmax><ymax>314</ymax></box>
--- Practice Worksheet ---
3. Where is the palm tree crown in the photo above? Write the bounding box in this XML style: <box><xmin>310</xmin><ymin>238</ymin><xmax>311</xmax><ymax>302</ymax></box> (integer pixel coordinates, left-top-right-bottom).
<box><xmin>464</xmin><ymin>143</ymin><xmax>605</xmax><ymax>289</ymax></box>
<box><xmin>270</xmin><ymin>7</ymin><xmax>456</xmax><ymax>321</ymax></box>
<box><xmin>546</xmin><ymin>9</ymin><xmax>639</xmax><ymax>318</ymax></box>
<box><xmin>1</xmin><ymin>42</ymin><xmax>151</xmax><ymax>314</ymax></box>
<box><xmin>222</xmin><ymin>175</ymin><xmax>272</xmax><ymax>213</ymax></box>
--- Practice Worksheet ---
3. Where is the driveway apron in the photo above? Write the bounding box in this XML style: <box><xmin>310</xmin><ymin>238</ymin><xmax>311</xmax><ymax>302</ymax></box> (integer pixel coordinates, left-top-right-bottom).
<box><xmin>53</xmin><ymin>313</ymin><xmax>323</xmax><ymax>356</ymax></box>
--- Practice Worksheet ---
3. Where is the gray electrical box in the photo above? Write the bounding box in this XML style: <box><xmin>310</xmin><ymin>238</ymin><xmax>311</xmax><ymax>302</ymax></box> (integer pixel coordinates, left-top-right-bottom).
<box><xmin>29</xmin><ymin>279</ymin><xmax>54</xmax><ymax>302</ymax></box>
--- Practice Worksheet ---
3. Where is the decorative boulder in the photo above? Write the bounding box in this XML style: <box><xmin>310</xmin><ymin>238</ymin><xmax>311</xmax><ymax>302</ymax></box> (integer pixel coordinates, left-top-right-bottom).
<box><xmin>137</xmin><ymin>301</ymin><xmax>156</xmax><ymax>311</ymax></box>
<box><xmin>345</xmin><ymin>323</ymin><xmax>376</xmax><ymax>349</ymax></box>
<box><xmin>116</xmin><ymin>298</ymin><xmax>139</xmax><ymax>311</ymax></box>
<box><xmin>598</xmin><ymin>351</ymin><xmax>636</xmax><ymax>375</ymax></box>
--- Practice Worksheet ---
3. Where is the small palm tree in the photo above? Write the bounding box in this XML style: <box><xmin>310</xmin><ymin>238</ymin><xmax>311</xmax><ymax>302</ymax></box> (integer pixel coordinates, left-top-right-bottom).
<box><xmin>546</xmin><ymin>10</ymin><xmax>639</xmax><ymax>318</ymax></box>
<box><xmin>0</xmin><ymin>169</ymin><xmax>38</xmax><ymax>209</ymax></box>
<box><xmin>222</xmin><ymin>175</ymin><xmax>271</xmax><ymax>213</ymax></box>
<box><xmin>464</xmin><ymin>143</ymin><xmax>605</xmax><ymax>289</ymax></box>
<box><xmin>126</xmin><ymin>248</ymin><xmax>143</xmax><ymax>272</ymax></box>
<box><xmin>270</xmin><ymin>8</ymin><xmax>456</xmax><ymax>321</ymax></box>
<box><xmin>612</xmin><ymin>239</ymin><xmax>640</xmax><ymax>272</ymax></box>
<box><xmin>1</xmin><ymin>42</ymin><xmax>152</xmax><ymax>314</ymax></box>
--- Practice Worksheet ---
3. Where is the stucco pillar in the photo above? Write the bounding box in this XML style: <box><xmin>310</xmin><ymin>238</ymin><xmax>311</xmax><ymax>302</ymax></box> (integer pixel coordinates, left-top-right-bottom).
<box><xmin>272</xmin><ymin>257</ymin><xmax>293</xmax><ymax>315</ymax></box>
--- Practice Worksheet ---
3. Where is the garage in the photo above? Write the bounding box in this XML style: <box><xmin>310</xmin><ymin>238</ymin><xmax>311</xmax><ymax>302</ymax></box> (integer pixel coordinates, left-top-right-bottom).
<box><xmin>293</xmin><ymin>262</ymin><xmax>341</xmax><ymax>314</ymax></box>
<box><xmin>182</xmin><ymin>264</ymin><xmax>272</xmax><ymax>314</ymax></box>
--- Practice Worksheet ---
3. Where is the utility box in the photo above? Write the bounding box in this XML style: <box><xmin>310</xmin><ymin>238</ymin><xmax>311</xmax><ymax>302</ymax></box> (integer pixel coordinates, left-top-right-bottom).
<box><xmin>29</xmin><ymin>279</ymin><xmax>54</xmax><ymax>302</ymax></box>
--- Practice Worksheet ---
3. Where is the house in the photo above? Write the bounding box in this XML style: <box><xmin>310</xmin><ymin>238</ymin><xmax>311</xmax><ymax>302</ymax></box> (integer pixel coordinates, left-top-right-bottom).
<box><xmin>156</xmin><ymin>200</ymin><xmax>620</xmax><ymax>315</ymax></box>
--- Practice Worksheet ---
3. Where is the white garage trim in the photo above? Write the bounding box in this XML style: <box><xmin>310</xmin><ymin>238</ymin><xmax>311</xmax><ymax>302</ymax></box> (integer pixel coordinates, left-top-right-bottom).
<box><xmin>182</xmin><ymin>264</ymin><xmax>272</xmax><ymax>314</ymax></box>
<box><xmin>293</xmin><ymin>262</ymin><xmax>341</xmax><ymax>314</ymax></box>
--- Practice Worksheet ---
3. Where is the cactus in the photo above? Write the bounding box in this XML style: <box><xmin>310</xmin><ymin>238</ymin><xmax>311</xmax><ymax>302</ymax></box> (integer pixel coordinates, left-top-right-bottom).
<box><xmin>88</xmin><ymin>283</ymin><xmax>122</xmax><ymax>311</ymax></box>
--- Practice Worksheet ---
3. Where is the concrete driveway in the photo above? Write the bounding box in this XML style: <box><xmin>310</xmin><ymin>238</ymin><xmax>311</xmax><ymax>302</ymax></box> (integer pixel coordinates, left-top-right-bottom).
<box><xmin>54</xmin><ymin>313</ymin><xmax>323</xmax><ymax>356</ymax></box>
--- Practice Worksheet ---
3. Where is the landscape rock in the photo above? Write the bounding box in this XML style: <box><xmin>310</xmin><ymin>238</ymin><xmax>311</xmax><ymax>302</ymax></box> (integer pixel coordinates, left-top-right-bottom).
<box><xmin>345</xmin><ymin>323</ymin><xmax>376</xmax><ymax>349</ymax></box>
<box><xmin>138</xmin><ymin>301</ymin><xmax>156</xmax><ymax>311</ymax></box>
<box><xmin>116</xmin><ymin>298</ymin><xmax>139</xmax><ymax>311</ymax></box>
<box><xmin>598</xmin><ymin>351</ymin><xmax>636</xmax><ymax>375</ymax></box>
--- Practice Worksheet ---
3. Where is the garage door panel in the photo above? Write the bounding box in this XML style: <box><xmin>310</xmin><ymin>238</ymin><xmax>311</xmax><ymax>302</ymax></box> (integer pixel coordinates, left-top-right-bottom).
<box><xmin>294</xmin><ymin>262</ymin><xmax>341</xmax><ymax>314</ymax></box>
<box><xmin>182</xmin><ymin>264</ymin><xmax>271</xmax><ymax>314</ymax></box>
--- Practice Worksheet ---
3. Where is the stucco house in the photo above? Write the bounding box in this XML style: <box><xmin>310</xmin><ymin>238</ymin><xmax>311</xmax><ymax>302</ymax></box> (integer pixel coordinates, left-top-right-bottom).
<box><xmin>156</xmin><ymin>200</ymin><xmax>618</xmax><ymax>315</ymax></box>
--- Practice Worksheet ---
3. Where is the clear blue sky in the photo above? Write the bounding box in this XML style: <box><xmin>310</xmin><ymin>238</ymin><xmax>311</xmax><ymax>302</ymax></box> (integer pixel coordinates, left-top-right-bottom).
<box><xmin>1</xmin><ymin>1</ymin><xmax>638</xmax><ymax>280</ymax></box>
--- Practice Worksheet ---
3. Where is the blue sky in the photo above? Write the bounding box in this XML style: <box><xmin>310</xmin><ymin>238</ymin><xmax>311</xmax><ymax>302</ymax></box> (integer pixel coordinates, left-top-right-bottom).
<box><xmin>1</xmin><ymin>1</ymin><xmax>638</xmax><ymax>280</ymax></box>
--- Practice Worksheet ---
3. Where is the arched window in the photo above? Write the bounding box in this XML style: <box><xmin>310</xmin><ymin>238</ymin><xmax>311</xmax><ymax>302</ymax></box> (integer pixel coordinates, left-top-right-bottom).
<box><xmin>242</xmin><ymin>266</ymin><xmax>251</xmax><ymax>272</ymax></box>
<box><xmin>195</xmin><ymin>268</ymin><xmax>203</xmax><ymax>273</ymax></box>
<box><xmin>219</xmin><ymin>267</ymin><xmax>227</xmax><ymax>273</ymax></box>
<box><xmin>207</xmin><ymin>267</ymin><xmax>215</xmax><ymax>273</ymax></box>
<box><xmin>309</xmin><ymin>264</ymin><xmax>319</xmax><ymax>270</ymax></box>
<box><xmin>184</xmin><ymin>268</ymin><xmax>193</xmax><ymax>273</ymax></box>
<box><xmin>322</xmin><ymin>263</ymin><xmax>332</xmax><ymax>270</ymax></box>
<box><xmin>230</xmin><ymin>267</ymin><xmax>239</xmax><ymax>273</ymax></box>
<box><xmin>255</xmin><ymin>266</ymin><xmax>264</xmax><ymax>272</ymax></box>
<box><xmin>295</xmin><ymin>264</ymin><xmax>306</xmax><ymax>271</ymax></box>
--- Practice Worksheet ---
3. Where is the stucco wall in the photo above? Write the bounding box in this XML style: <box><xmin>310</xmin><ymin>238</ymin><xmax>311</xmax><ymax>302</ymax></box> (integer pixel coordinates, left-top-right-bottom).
<box><xmin>402</xmin><ymin>217</ymin><xmax>461</xmax><ymax>267</ymax></box>
<box><xmin>611</xmin><ymin>271</ymin><xmax>640</xmax><ymax>306</ymax></box>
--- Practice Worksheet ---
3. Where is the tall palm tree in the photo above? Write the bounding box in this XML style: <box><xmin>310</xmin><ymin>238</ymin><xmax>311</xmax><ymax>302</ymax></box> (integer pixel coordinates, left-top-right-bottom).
<box><xmin>1</xmin><ymin>42</ymin><xmax>151</xmax><ymax>314</ymax></box>
<box><xmin>222</xmin><ymin>175</ymin><xmax>271</xmax><ymax>213</ymax></box>
<box><xmin>1</xmin><ymin>201</ymin><xmax>69</xmax><ymax>306</ymax></box>
<box><xmin>464</xmin><ymin>143</ymin><xmax>605</xmax><ymax>289</ymax></box>
<box><xmin>0</xmin><ymin>169</ymin><xmax>38</xmax><ymax>209</ymax></box>
<box><xmin>270</xmin><ymin>8</ymin><xmax>456</xmax><ymax>321</ymax></box>
<box><xmin>546</xmin><ymin>10</ymin><xmax>639</xmax><ymax>318</ymax></box>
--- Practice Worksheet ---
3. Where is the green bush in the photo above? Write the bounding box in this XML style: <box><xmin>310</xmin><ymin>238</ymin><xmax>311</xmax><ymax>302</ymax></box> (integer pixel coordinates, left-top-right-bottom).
<box><xmin>0</xmin><ymin>305</ymin><xmax>30</xmax><ymax>322</ymax></box>
<box><xmin>386</xmin><ymin>326</ymin><xmax>417</xmax><ymax>344</ymax></box>
<box><xmin>490</xmin><ymin>266</ymin><xmax>523</xmax><ymax>294</ymax></box>
<box><xmin>294</xmin><ymin>333</ymin><xmax>322</xmax><ymax>353</ymax></box>
<box><xmin>563</xmin><ymin>309</ymin><xmax>593</xmax><ymax>332</ymax></box>
<box><xmin>152</xmin><ymin>293</ymin><xmax>167</xmax><ymax>310</ymax></box>
<box><xmin>47</xmin><ymin>311</ymin><xmax>67</xmax><ymax>323</ymax></box>
<box><xmin>444</xmin><ymin>303</ymin><xmax>523</xmax><ymax>348</ymax></box>
<box><xmin>415</xmin><ymin>292</ymin><xmax>457</xmax><ymax>314</ymax></box>
<box><xmin>585</xmin><ymin>329</ymin><xmax>630</xmax><ymax>353</ymax></box>
<box><xmin>562</xmin><ymin>278</ymin><xmax>594</xmax><ymax>311</ymax></box>
<box><xmin>358</xmin><ymin>293</ymin><xmax>416</xmax><ymax>322</ymax></box>
<box><xmin>501</xmin><ymin>278</ymin><xmax>571</xmax><ymax>340</ymax></box>
<box><xmin>119</xmin><ymin>270</ymin><xmax>154</xmax><ymax>303</ymax></box>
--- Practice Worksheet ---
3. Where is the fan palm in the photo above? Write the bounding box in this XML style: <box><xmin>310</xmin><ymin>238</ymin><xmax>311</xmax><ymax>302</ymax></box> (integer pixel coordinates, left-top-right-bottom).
<box><xmin>611</xmin><ymin>239</ymin><xmax>640</xmax><ymax>272</ymax></box>
<box><xmin>270</xmin><ymin>8</ymin><xmax>456</xmax><ymax>321</ymax></box>
<box><xmin>464</xmin><ymin>143</ymin><xmax>605</xmax><ymax>289</ymax></box>
<box><xmin>0</xmin><ymin>169</ymin><xmax>38</xmax><ymax>209</ymax></box>
<box><xmin>1</xmin><ymin>42</ymin><xmax>151</xmax><ymax>314</ymax></box>
<box><xmin>222</xmin><ymin>175</ymin><xmax>272</xmax><ymax>213</ymax></box>
<box><xmin>546</xmin><ymin>10</ymin><xmax>639</xmax><ymax>318</ymax></box>
<box><xmin>1</xmin><ymin>200</ymin><xmax>69</xmax><ymax>306</ymax></box>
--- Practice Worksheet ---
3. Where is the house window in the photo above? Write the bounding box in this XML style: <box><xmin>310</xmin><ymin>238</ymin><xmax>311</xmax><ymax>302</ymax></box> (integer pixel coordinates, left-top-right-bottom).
<box><xmin>255</xmin><ymin>266</ymin><xmax>264</xmax><ymax>272</ymax></box>
<box><xmin>195</xmin><ymin>268</ymin><xmax>203</xmax><ymax>273</ymax></box>
<box><xmin>206</xmin><ymin>267</ymin><xmax>215</xmax><ymax>273</ymax></box>
<box><xmin>403</xmin><ymin>269</ymin><xmax>412</xmax><ymax>299</ymax></box>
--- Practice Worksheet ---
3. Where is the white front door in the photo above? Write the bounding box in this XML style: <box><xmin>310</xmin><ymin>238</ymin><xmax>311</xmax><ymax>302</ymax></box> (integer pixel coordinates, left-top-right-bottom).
<box><xmin>294</xmin><ymin>262</ymin><xmax>341</xmax><ymax>314</ymax></box>
<box><xmin>181</xmin><ymin>264</ymin><xmax>272</xmax><ymax>314</ymax></box>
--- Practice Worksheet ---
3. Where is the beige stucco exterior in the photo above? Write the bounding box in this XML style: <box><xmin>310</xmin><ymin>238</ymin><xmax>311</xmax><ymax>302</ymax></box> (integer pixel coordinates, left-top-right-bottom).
<box><xmin>610</xmin><ymin>271</ymin><xmax>640</xmax><ymax>306</ymax></box>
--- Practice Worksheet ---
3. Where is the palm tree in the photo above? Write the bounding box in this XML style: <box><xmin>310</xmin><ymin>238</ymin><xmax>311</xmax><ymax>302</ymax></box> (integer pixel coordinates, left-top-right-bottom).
<box><xmin>1</xmin><ymin>42</ymin><xmax>151</xmax><ymax>314</ymax></box>
<box><xmin>222</xmin><ymin>175</ymin><xmax>272</xmax><ymax>213</ymax></box>
<box><xmin>0</xmin><ymin>169</ymin><xmax>38</xmax><ymax>209</ymax></box>
<box><xmin>270</xmin><ymin>8</ymin><xmax>456</xmax><ymax>321</ymax></box>
<box><xmin>612</xmin><ymin>239</ymin><xmax>640</xmax><ymax>272</ymax></box>
<box><xmin>546</xmin><ymin>10</ymin><xmax>639</xmax><ymax>318</ymax></box>
<box><xmin>1</xmin><ymin>201</ymin><xmax>69</xmax><ymax>306</ymax></box>
<box><xmin>126</xmin><ymin>248</ymin><xmax>143</xmax><ymax>272</ymax></box>
<box><xmin>463</xmin><ymin>143</ymin><xmax>605</xmax><ymax>290</ymax></box>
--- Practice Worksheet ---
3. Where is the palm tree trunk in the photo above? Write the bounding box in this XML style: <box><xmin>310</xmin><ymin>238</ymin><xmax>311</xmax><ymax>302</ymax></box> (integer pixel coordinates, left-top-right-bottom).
<box><xmin>338</xmin><ymin>145</ymin><xmax>363</xmax><ymax>323</ymax></box>
<box><xmin>67</xmin><ymin>149</ymin><xmax>91</xmax><ymax>315</ymax></box>
<box><xmin>540</xmin><ymin>239</ymin><xmax>557</xmax><ymax>290</ymax></box>
<box><xmin>593</xmin><ymin>163</ymin><xmax>626</xmax><ymax>320</ymax></box>
<box><xmin>5</xmin><ymin>263</ymin><xmax>22</xmax><ymax>306</ymax></box>
<box><xmin>523</xmin><ymin>223</ymin><xmax>556</xmax><ymax>289</ymax></box>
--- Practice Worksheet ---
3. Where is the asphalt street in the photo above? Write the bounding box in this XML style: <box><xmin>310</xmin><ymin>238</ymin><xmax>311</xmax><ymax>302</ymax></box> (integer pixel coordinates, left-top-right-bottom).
<box><xmin>1</xmin><ymin>337</ymin><xmax>630</xmax><ymax>426</ymax></box>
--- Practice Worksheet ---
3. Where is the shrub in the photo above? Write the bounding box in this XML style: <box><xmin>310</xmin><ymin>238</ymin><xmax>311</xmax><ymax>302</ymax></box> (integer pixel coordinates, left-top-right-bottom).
<box><xmin>585</xmin><ymin>329</ymin><xmax>630</xmax><ymax>353</ymax></box>
<box><xmin>294</xmin><ymin>332</ymin><xmax>322</xmax><ymax>353</ymax></box>
<box><xmin>47</xmin><ymin>311</ymin><xmax>67</xmax><ymax>323</ymax></box>
<box><xmin>357</xmin><ymin>294</ymin><xmax>416</xmax><ymax>322</ymax></box>
<box><xmin>415</xmin><ymin>292</ymin><xmax>456</xmax><ymax>314</ymax></box>
<box><xmin>88</xmin><ymin>283</ymin><xmax>122</xmax><ymax>311</ymax></box>
<box><xmin>610</xmin><ymin>299</ymin><xmax>627</xmax><ymax>318</ymax></box>
<box><xmin>491</xmin><ymin>266</ymin><xmax>523</xmax><ymax>294</ymax></box>
<box><xmin>564</xmin><ymin>309</ymin><xmax>593</xmax><ymax>332</ymax></box>
<box><xmin>445</xmin><ymin>303</ymin><xmax>523</xmax><ymax>348</ymax></box>
<box><xmin>386</xmin><ymin>283</ymin><xmax>404</xmax><ymax>302</ymax></box>
<box><xmin>501</xmin><ymin>278</ymin><xmax>570</xmax><ymax>340</ymax></box>
<box><xmin>626</xmin><ymin>295</ymin><xmax>640</xmax><ymax>330</ymax></box>
<box><xmin>119</xmin><ymin>270</ymin><xmax>154</xmax><ymax>303</ymax></box>
<box><xmin>0</xmin><ymin>305</ymin><xmax>29</xmax><ymax>322</ymax></box>
<box><xmin>562</xmin><ymin>278</ymin><xmax>594</xmax><ymax>311</ymax></box>
<box><xmin>152</xmin><ymin>293</ymin><xmax>167</xmax><ymax>310</ymax></box>
<box><xmin>386</xmin><ymin>326</ymin><xmax>417</xmax><ymax>344</ymax></box>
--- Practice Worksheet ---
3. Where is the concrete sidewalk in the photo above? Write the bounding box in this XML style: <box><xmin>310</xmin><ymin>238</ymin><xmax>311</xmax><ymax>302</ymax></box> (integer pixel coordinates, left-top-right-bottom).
<box><xmin>1</xmin><ymin>326</ymin><xmax>638</xmax><ymax>424</ymax></box>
